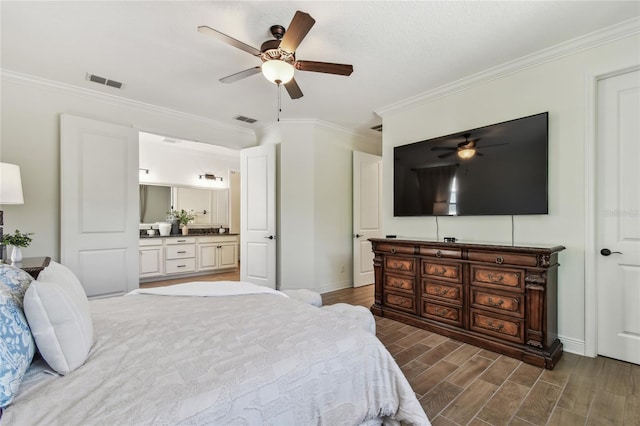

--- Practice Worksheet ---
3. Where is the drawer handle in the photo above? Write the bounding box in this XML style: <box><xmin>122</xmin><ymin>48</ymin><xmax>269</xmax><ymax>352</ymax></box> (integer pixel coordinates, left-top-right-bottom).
<box><xmin>177</xmin><ymin>265</ymin><xmax>186</xmax><ymax>268</ymax></box>
<box><xmin>177</xmin><ymin>240</ymin><xmax>187</xmax><ymax>243</ymax></box>
<box><xmin>486</xmin><ymin>321</ymin><xmax>504</xmax><ymax>331</ymax></box>
<box><xmin>495</xmin><ymin>256</ymin><xmax>504</xmax><ymax>264</ymax></box>
<box><xmin>177</xmin><ymin>251</ymin><xmax>187</xmax><ymax>254</ymax></box>
<box><xmin>487</xmin><ymin>297</ymin><xmax>504</xmax><ymax>307</ymax></box>
<box><xmin>434</xmin><ymin>287</ymin><xmax>450</xmax><ymax>296</ymax></box>
<box><xmin>487</xmin><ymin>273</ymin><xmax>504</xmax><ymax>283</ymax></box>
<box><xmin>435</xmin><ymin>250</ymin><xmax>443</xmax><ymax>258</ymax></box>
<box><xmin>390</xmin><ymin>248</ymin><xmax>397</xmax><ymax>254</ymax></box>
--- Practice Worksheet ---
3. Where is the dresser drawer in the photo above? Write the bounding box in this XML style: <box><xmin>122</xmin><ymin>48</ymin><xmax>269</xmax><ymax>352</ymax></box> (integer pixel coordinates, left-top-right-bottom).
<box><xmin>470</xmin><ymin>309</ymin><xmax>525</xmax><ymax>344</ymax></box>
<box><xmin>165</xmin><ymin>258</ymin><xmax>196</xmax><ymax>274</ymax></box>
<box><xmin>166</xmin><ymin>244</ymin><xmax>196</xmax><ymax>259</ymax></box>
<box><xmin>471</xmin><ymin>265</ymin><xmax>525</xmax><ymax>292</ymax></box>
<box><xmin>422</xmin><ymin>280</ymin><xmax>462</xmax><ymax>305</ymax></box>
<box><xmin>421</xmin><ymin>300</ymin><xmax>463</xmax><ymax>327</ymax></box>
<box><xmin>385</xmin><ymin>256</ymin><xmax>416</xmax><ymax>274</ymax></box>
<box><xmin>470</xmin><ymin>288</ymin><xmax>524</xmax><ymax>317</ymax></box>
<box><xmin>419</xmin><ymin>247</ymin><xmax>462</xmax><ymax>259</ymax></box>
<box><xmin>384</xmin><ymin>274</ymin><xmax>415</xmax><ymax>294</ymax></box>
<box><xmin>376</xmin><ymin>243</ymin><xmax>415</xmax><ymax>255</ymax></box>
<box><xmin>468</xmin><ymin>250</ymin><xmax>538</xmax><ymax>267</ymax></box>
<box><xmin>421</xmin><ymin>260</ymin><xmax>463</xmax><ymax>284</ymax></box>
<box><xmin>384</xmin><ymin>291</ymin><xmax>416</xmax><ymax>314</ymax></box>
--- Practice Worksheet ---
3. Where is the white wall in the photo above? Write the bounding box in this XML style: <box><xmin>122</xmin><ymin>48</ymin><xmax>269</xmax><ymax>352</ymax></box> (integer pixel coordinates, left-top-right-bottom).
<box><xmin>259</xmin><ymin>120</ymin><xmax>381</xmax><ymax>293</ymax></box>
<box><xmin>0</xmin><ymin>72</ymin><xmax>254</xmax><ymax>260</ymax></box>
<box><xmin>139</xmin><ymin>134</ymin><xmax>239</xmax><ymax>190</ymax></box>
<box><xmin>378</xmin><ymin>33</ymin><xmax>640</xmax><ymax>354</ymax></box>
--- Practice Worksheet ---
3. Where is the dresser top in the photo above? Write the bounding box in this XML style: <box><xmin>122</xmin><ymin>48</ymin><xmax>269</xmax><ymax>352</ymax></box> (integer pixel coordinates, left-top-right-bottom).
<box><xmin>369</xmin><ymin>238</ymin><xmax>565</xmax><ymax>255</ymax></box>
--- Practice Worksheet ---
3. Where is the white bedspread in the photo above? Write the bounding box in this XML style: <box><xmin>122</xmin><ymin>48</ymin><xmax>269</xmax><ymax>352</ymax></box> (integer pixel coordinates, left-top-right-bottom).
<box><xmin>4</xmin><ymin>285</ymin><xmax>430</xmax><ymax>425</ymax></box>
<box><xmin>128</xmin><ymin>281</ymin><xmax>288</xmax><ymax>298</ymax></box>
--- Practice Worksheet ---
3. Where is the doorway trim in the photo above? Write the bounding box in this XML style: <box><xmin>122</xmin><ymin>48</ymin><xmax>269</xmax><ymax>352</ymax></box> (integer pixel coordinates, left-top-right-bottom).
<box><xmin>583</xmin><ymin>64</ymin><xmax>640</xmax><ymax>358</ymax></box>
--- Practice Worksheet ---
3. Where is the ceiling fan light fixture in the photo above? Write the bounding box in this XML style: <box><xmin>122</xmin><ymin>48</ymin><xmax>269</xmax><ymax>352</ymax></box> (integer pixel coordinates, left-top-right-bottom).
<box><xmin>262</xmin><ymin>60</ymin><xmax>294</xmax><ymax>85</ymax></box>
<box><xmin>458</xmin><ymin>148</ymin><xmax>476</xmax><ymax>159</ymax></box>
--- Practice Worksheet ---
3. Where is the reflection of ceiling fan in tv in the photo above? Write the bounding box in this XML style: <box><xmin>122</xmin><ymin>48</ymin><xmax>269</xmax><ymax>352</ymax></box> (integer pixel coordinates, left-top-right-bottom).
<box><xmin>198</xmin><ymin>10</ymin><xmax>353</xmax><ymax>99</ymax></box>
<box><xmin>430</xmin><ymin>133</ymin><xmax>507</xmax><ymax>159</ymax></box>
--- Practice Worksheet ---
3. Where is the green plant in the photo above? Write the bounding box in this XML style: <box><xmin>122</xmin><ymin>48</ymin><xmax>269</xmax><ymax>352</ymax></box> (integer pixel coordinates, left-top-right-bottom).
<box><xmin>169</xmin><ymin>209</ymin><xmax>195</xmax><ymax>226</ymax></box>
<box><xmin>2</xmin><ymin>230</ymin><xmax>34</xmax><ymax>248</ymax></box>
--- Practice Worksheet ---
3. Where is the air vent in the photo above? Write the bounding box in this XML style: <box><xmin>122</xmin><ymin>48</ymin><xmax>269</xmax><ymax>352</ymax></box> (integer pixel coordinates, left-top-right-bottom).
<box><xmin>234</xmin><ymin>115</ymin><xmax>258</xmax><ymax>124</ymax></box>
<box><xmin>86</xmin><ymin>73</ymin><xmax>124</xmax><ymax>89</ymax></box>
<box><xmin>370</xmin><ymin>124</ymin><xmax>383</xmax><ymax>132</ymax></box>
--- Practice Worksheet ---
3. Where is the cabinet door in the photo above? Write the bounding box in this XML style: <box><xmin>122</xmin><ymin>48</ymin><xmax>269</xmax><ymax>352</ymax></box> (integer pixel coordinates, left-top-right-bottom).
<box><xmin>139</xmin><ymin>247</ymin><xmax>163</xmax><ymax>278</ymax></box>
<box><xmin>198</xmin><ymin>244</ymin><xmax>218</xmax><ymax>271</ymax></box>
<box><xmin>218</xmin><ymin>243</ymin><xmax>237</xmax><ymax>269</ymax></box>
<box><xmin>174</xmin><ymin>187</ymin><xmax>212</xmax><ymax>225</ymax></box>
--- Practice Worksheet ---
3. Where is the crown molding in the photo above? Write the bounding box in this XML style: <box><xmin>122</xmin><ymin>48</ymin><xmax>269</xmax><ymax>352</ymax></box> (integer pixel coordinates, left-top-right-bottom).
<box><xmin>0</xmin><ymin>68</ymin><xmax>255</xmax><ymax>138</ymax></box>
<box><xmin>375</xmin><ymin>17</ymin><xmax>640</xmax><ymax>117</ymax></box>
<box><xmin>279</xmin><ymin>118</ymin><xmax>380</xmax><ymax>142</ymax></box>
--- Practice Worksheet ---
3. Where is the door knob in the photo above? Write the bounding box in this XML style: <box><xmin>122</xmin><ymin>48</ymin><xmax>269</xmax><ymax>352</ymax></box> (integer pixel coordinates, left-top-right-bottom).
<box><xmin>354</xmin><ymin>234</ymin><xmax>363</xmax><ymax>238</ymax></box>
<box><xmin>600</xmin><ymin>248</ymin><xmax>622</xmax><ymax>256</ymax></box>
<box><xmin>264</xmin><ymin>235</ymin><xmax>276</xmax><ymax>240</ymax></box>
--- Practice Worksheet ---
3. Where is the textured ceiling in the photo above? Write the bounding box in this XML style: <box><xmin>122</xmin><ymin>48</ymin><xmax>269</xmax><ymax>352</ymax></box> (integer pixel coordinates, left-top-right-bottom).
<box><xmin>2</xmin><ymin>1</ymin><xmax>638</xmax><ymax>148</ymax></box>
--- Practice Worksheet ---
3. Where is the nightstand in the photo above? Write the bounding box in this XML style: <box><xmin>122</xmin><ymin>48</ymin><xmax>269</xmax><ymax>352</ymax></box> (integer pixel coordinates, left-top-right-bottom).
<box><xmin>15</xmin><ymin>256</ymin><xmax>51</xmax><ymax>279</ymax></box>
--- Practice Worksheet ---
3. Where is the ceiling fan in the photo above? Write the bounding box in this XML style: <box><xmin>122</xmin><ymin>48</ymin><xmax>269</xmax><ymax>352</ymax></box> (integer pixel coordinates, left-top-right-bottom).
<box><xmin>431</xmin><ymin>133</ymin><xmax>507</xmax><ymax>160</ymax></box>
<box><xmin>198</xmin><ymin>11</ymin><xmax>353</xmax><ymax>99</ymax></box>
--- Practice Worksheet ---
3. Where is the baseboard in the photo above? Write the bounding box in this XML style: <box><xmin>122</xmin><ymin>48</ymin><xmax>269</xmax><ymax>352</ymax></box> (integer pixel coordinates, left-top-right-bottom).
<box><xmin>558</xmin><ymin>335</ymin><xmax>586</xmax><ymax>356</ymax></box>
<box><xmin>318</xmin><ymin>280</ymin><xmax>353</xmax><ymax>294</ymax></box>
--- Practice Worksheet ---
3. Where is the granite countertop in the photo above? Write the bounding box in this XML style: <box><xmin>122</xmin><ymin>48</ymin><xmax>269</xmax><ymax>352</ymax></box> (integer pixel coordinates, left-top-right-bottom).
<box><xmin>140</xmin><ymin>233</ymin><xmax>238</xmax><ymax>239</ymax></box>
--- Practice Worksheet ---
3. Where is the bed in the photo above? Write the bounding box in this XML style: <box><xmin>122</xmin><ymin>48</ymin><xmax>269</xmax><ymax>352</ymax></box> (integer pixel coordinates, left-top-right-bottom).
<box><xmin>1</xmin><ymin>263</ymin><xmax>430</xmax><ymax>425</ymax></box>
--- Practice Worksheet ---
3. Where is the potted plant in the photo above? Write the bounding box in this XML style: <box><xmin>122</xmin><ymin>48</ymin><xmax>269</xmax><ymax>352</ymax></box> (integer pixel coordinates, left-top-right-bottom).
<box><xmin>169</xmin><ymin>209</ymin><xmax>195</xmax><ymax>235</ymax></box>
<box><xmin>2</xmin><ymin>230</ymin><xmax>34</xmax><ymax>263</ymax></box>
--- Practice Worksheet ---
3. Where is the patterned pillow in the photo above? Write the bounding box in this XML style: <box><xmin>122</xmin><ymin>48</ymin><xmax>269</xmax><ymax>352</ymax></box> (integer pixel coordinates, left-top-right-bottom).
<box><xmin>0</xmin><ymin>264</ymin><xmax>36</xmax><ymax>408</ymax></box>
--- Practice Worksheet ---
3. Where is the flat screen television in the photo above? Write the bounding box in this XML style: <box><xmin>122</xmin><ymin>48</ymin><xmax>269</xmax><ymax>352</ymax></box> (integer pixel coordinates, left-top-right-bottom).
<box><xmin>394</xmin><ymin>112</ymin><xmax>548</xmax><ymax>216</ymax></box>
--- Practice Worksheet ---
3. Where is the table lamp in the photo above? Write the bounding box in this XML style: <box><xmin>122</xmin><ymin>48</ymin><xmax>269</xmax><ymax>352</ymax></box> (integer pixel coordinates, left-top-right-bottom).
<box><xmin>0</xmin><ymin>163</ymin><xmax>25</xmax><ymax>262</ymax></box>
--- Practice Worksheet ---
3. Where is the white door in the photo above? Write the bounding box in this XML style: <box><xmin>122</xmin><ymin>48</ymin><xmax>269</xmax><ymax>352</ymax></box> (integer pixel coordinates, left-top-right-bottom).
<box><xmin>240</xmin><ymin>144</ymin><xmax>276</xmax><ymax>288</ymax></box>
<box><xmin>353</xmin><ymin>151</ymin><xmax>383</xmax><ymax>287</ymax></box>
<box><xmin>61</xmin><ymin>114</ymin><xmax>139</xmax><ymax>297</ymax></box>
<box><xmin>596</xmin><ymin>70</ymin><xmax>640</xmax><ymax>365</ymax></box>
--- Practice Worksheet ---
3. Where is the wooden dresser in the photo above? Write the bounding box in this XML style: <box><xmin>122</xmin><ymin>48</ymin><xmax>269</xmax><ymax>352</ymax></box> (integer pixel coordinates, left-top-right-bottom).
<box><xmin>370</xmin><ymin>238</ymin><xmax>565</xmax><ymax>369</ymax></box>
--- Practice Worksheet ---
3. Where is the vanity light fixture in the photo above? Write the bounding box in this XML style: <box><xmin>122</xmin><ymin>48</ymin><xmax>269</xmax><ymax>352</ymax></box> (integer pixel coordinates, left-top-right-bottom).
<box><xmin>199</xmin><ymin>173</ymin><xmax>223</xmax><ymax>182</ymax></box>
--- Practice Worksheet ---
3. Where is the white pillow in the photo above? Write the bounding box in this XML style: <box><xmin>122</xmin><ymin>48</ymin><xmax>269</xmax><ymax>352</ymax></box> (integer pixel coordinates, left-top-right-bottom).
<box><xmin>23</xmin><ymin>261</ymin><xmax>94</xmax><ymax>375</ymax></box>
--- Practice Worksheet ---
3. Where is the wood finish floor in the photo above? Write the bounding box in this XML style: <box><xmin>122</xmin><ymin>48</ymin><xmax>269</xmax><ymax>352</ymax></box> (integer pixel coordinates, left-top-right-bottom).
<box><xmin>142</xmin><ymin>274</ymin><xmax>640</xmax><ymax>426</ymax></box>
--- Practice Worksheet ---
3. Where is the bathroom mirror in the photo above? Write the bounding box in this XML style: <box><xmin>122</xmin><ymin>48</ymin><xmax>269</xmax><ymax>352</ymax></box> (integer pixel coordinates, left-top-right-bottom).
<box><xmin>139</xmin><ymin>184</ymin><xmax>171</xmax><ymax>223</ymax></box>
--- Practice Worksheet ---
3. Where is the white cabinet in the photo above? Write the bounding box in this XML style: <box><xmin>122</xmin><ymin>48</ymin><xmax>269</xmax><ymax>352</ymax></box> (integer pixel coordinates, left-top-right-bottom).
<box><xmin>139</xmin><ymin>239</ymin><xmax>163</xmax><ymax>278</ymax></box>
<box><xmin>139</xmin><ymin>235</ymin><xmax>238</xmax><ymax>281</ymax></box>
<box><xmin>197</xmin><ymin>236</ymin><xmax>238</xmax><ymax>272</ymax></box>
<box><xmin>174</xmin><ymin>187</ymin><xmax>229</xmax><ymax>226</ymax></box>
<box><xmin>165</xmin><ymin>237</ymin><xmax>196</xmax><ymax>274</ymax></box>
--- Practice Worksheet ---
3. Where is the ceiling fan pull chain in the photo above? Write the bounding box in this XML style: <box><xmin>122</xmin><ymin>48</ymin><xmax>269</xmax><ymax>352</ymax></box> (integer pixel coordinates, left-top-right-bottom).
<box><xmin>277</xmin><ymin>82</ymin><xmax>282</xmax><ymax>122</ymax></box>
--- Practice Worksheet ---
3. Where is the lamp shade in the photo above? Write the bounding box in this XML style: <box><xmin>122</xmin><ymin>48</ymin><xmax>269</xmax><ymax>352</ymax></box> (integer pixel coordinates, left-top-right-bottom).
<box><xmin>262</xmin><ymin>60</ymin><xmax>295</xmax><ymax>84</ymax></box>
<box><xmin>0</xmin><ymin>163</ymin><xmax>24</xmax><ymax>205</ymax></box>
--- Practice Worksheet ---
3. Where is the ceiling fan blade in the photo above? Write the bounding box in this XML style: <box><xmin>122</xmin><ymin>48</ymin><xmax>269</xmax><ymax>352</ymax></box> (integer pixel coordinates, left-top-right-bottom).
<box><xmin>279</xmin><ymin>11</ymin><xmax>315</xmax><ymax>53</ymax></box>
<box><xmin>284</xmin><ymin>77</ymin><xmax>303</xmax><ymax>99</ymax></box>
<box><xmin>219</xmin><ymin>66</ymin><xmax>261</xmax><ymax>84</ymax></box>
<box><xmin>438</xmin><ymin>151</ymin><xmax>457</xmax><ymax>159</ymax></box>
<box><xmin>431</xmin><ymin>147</ymin><xmax>457</xmax><ymax>151</ymax></box>
<box><xmin>295</xmin><ymin>61</ymin><xmax>353</xmax><ymax>76</ymax></box>
<box><xmin>198</xmin><ymin>25</ymin><xmax>261</xmax><ymax>56</ymax></box>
